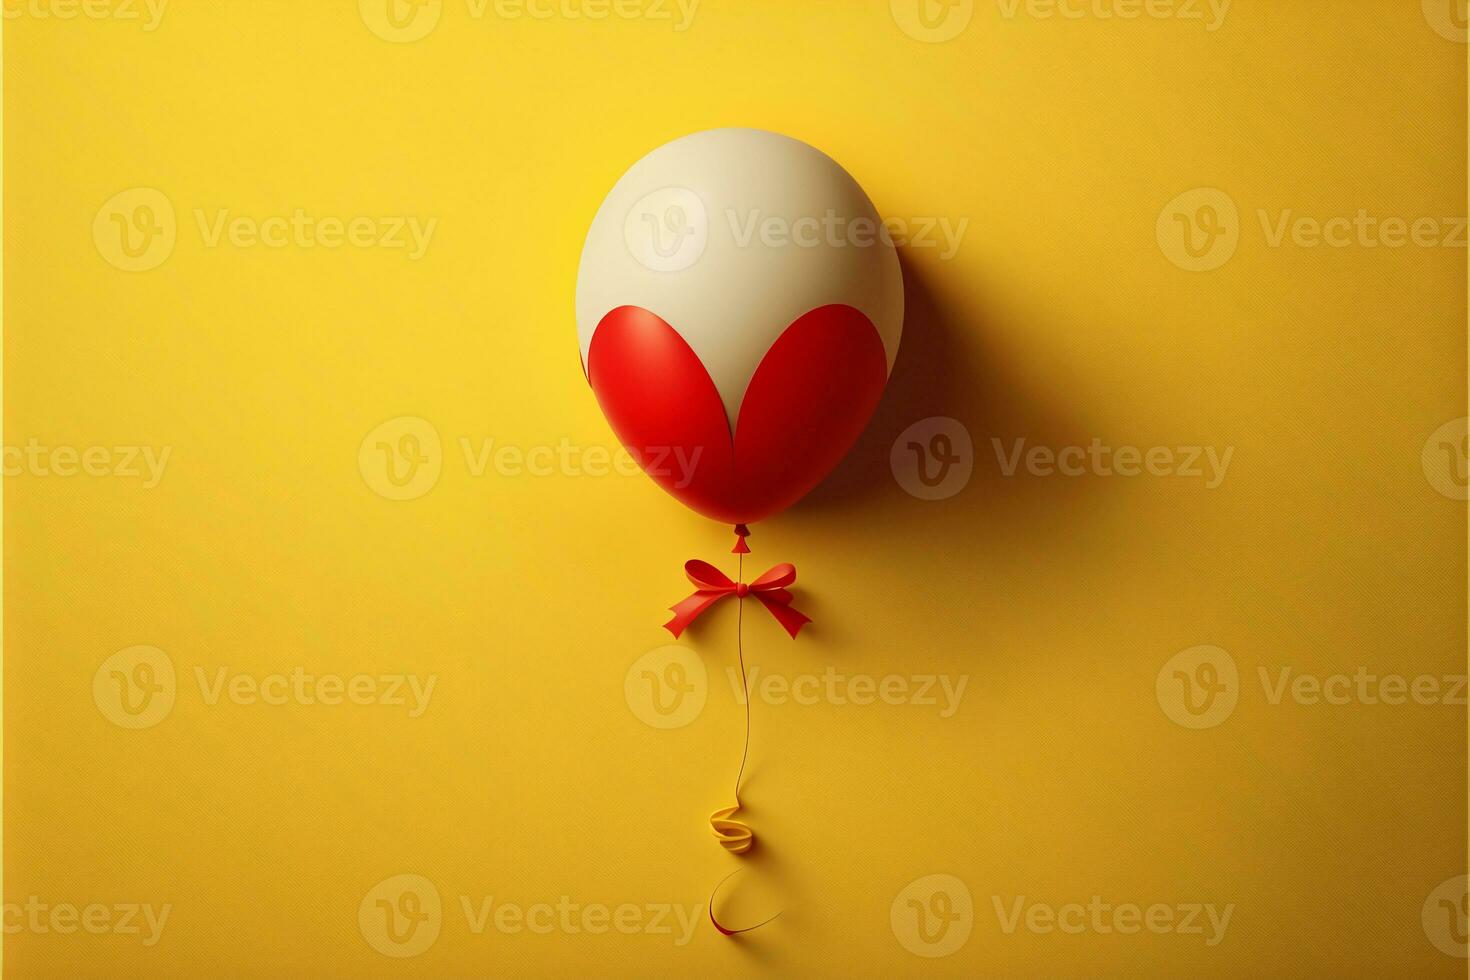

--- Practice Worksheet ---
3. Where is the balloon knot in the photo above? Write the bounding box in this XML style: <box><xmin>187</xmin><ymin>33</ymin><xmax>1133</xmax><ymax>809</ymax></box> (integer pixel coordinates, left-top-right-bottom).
<box><xmin>732</xmin><ymin>524</ymin><xmax>751</xmax><ymax>554</ymax></box>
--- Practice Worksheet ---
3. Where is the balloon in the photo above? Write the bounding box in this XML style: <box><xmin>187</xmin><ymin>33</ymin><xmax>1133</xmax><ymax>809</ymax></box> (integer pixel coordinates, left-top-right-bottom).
<box><xmin>576</xmin><ymin>128</ymin><xmax>903</xmax><ymax>526</ymax></box>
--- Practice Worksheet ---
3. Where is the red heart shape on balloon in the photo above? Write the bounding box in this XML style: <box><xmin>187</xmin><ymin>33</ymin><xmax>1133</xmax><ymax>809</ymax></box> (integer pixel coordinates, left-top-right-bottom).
<box><xmin>587</xmin><ymin>304</ymin><xmax>888</xmax><ymax>525</ymax></box>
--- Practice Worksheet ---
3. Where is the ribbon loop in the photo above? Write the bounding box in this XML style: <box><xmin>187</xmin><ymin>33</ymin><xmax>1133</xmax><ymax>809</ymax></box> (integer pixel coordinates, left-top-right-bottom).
<box><xmin>749</xmin><ymin>562</ymin><xmax>796</xmax><ymax>590</ymax></box>
<box><xmin>684</xmin><ymin>559</ymin><xmax>735</xmax><ymax>591</ymax></box>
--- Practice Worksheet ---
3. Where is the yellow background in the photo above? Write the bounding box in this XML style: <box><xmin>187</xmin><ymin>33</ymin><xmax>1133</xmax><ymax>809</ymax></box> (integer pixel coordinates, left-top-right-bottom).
<box><xmin>3</xmin><ymin>1</ymin><xmax>1466</xmax><ymax>976</ymax></box>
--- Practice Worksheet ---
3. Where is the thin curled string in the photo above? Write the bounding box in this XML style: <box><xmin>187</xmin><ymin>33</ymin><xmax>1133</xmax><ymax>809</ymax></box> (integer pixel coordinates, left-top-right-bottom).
<box><xmin>708</xmin><ymin>547</ymin><xmax>781</xmax><ymax>935</ymax></box>
<box><xmin>710</xmin><ymin>550</ymin><xmax>755</xmax><ymax>854</ymax></box>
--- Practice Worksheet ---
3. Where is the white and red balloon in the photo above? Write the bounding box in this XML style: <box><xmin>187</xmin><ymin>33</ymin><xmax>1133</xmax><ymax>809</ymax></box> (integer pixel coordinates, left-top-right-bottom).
<box><xmin>576</xmin><ymin>128</ymin><xmax>903</xmax><ymax>528</ymax></box>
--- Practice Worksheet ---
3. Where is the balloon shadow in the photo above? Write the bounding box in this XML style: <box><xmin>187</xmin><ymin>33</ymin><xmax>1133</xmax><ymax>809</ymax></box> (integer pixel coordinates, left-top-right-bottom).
<box><xmin>796</xmin><ymin>251</ymin><xmax>1100</xmax><ymax>545</ymax></box>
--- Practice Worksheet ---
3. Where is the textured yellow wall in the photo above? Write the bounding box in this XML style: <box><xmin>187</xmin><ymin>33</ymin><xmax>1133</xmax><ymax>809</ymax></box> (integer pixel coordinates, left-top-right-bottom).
<box><xmin>3</xmin><ymin>1</ymin><xmax>1466</xmax><ymax>976</ymax></box>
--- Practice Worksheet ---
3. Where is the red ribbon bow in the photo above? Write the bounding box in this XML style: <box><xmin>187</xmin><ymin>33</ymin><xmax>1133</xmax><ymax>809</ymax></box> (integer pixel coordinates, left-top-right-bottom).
<box><xmin>664</xmin><ymin>560</ymin><xmax>811</xmax><ymax>639</ymax></box>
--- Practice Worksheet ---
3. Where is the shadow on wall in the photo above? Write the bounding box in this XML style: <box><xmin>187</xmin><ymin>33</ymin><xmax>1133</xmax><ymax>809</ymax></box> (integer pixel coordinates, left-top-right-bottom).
<box><xmin>798</xmin><ymin>250</ymin><xmax>1101</xmax><ymax>550</ymax></box>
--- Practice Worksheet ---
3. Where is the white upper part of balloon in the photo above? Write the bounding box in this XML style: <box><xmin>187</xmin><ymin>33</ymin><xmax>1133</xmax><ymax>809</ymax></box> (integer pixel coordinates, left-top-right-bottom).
<box><xmin>576</xmin><ymin>128</ymin><xmax>904</xmax><ymax>430</ymax></box>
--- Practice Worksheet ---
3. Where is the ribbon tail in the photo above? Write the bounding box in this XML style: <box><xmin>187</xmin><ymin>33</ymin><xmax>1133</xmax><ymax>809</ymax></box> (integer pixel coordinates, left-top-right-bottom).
<box><xmin>709</xmin><ymin>868</ymin><xmax>782</xmax><ymax>937</ymax></box>
<box><xmin>664</xmin><ymin>592</ymin><xmax>726</xmax><ymax>638</ymax></box>
<box><xmin>755</xmin><ymin>595</ymin><xmax>811</xmax><ymax>638</ymax></box>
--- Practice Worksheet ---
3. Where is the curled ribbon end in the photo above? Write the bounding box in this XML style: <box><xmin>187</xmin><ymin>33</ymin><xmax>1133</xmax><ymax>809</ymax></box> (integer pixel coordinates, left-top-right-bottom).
<box><xmin>710</xmin><ymin>804</ymin><xmax>754</xmax><ymax>854</ymax></box>
<box><xmin>709</xmin><ymin>868</ymin><xmax>782</xmax><ymax>937</ymax></box>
